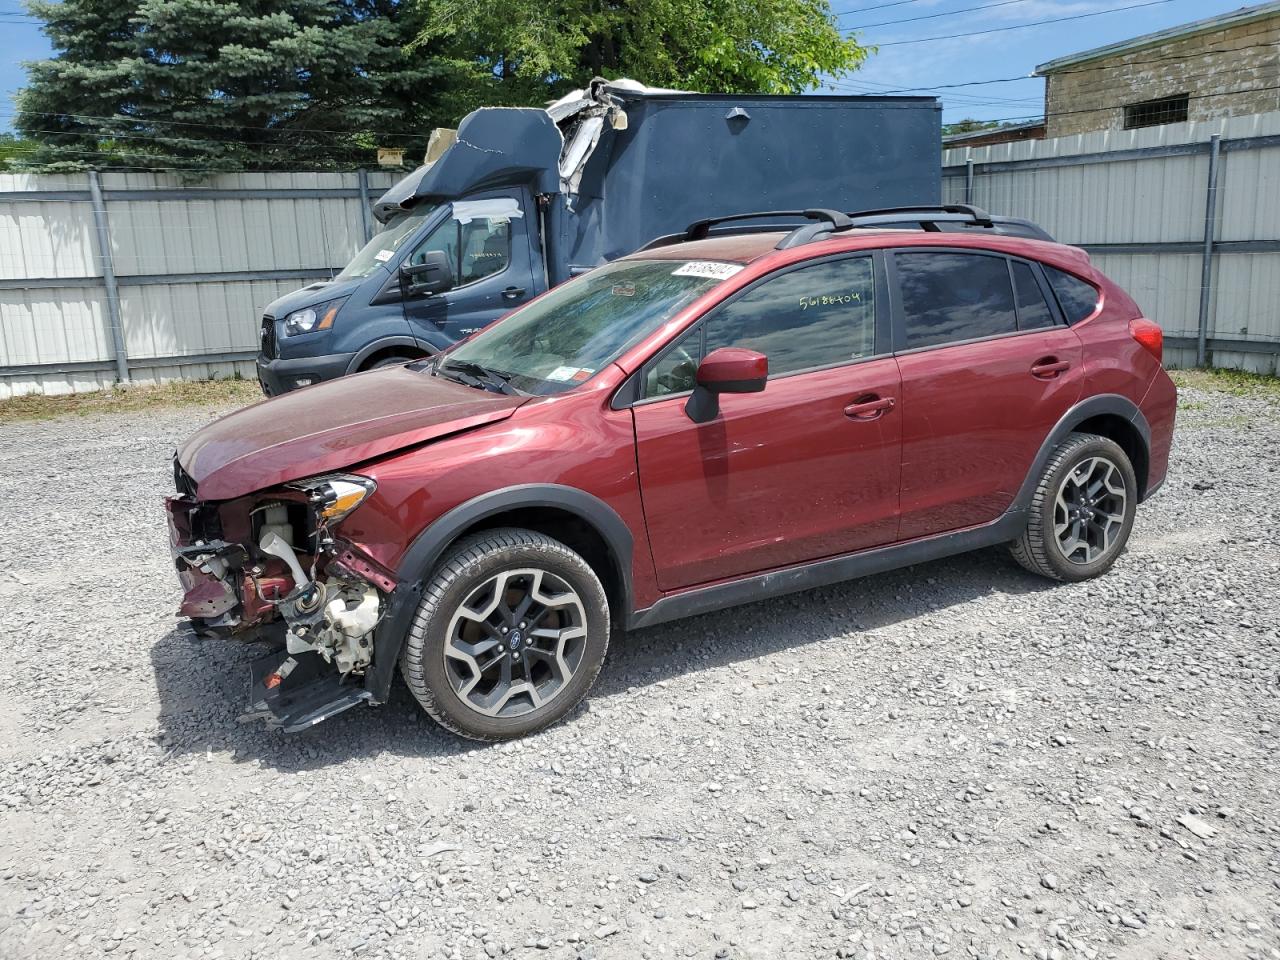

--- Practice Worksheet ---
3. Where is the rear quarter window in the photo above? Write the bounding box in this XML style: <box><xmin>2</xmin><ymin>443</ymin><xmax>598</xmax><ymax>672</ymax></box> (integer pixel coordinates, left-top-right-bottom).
<box><xmin>1044</xmin><ymin>266</ymin><xmax>1101</xmax><ymax>323</ymax></box>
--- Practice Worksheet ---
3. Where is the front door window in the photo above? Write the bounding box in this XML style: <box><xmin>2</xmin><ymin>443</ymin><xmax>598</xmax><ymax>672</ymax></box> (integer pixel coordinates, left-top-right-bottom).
<box><xmin>408</xmin><ymin>206</ymin><xmax>513</xmax><ymax>287</ymax></box>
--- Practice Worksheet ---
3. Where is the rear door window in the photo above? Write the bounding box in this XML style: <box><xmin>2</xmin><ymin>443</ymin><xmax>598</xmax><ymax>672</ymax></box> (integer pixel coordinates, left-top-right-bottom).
<box><xmin>1010</xmin><ymin>260</ymin><xmax>1057</xmax><ymax>330</ymax></box>
<box><xmin>1043</xmin><ymin>266</ymin><xmax>1101</xmax><ymax>323</ymax></box>
<box><xmin>894</xmin><ymin>252</ymin><xmax>1017</xmax><ymax>349</ymax></box>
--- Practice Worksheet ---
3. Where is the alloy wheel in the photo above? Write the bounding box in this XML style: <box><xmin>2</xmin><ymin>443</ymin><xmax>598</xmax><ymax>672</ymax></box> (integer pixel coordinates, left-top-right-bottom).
<box><xmin>1053</xmin><ymin>455</ymin><xmax>1128</xmax><ymax>565</ymax></box>
<box><xmin>443</xmin><ymin>568</ymin><xmax>588</xmax><ymax>718</ymax></box>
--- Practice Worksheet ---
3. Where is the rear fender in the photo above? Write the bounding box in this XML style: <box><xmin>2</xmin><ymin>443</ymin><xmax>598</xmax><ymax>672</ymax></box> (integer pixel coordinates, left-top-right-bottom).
<box><xmin>1013</xmin><ymin>393</ymin><xmax>1151</xmax><ymax>509</ymax></box>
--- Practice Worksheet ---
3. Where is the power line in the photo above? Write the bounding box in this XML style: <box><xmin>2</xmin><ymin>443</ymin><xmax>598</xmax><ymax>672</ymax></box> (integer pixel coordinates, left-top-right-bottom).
<box><xmin>876</xmin><ymin>61</ymin><xmax>1276</xmax><ymax>114</ymax></box>
<box><xmin>833</xmin><ymin>0</ymin><xmax>933</xmax><ymax>20</ymax></box>
<box><xmin>843</xmin><ymin>0</ymin><xmax>1037</xmax><ymax>31</ymax></box>
<box><xmin>826</xmin><ymin>37</ymin><xmax>1279</xmax><ymax>97</ymax></box>
<box><xmin>863</xmin><ymin>0</ymin><xmax>1183</xmax><ymax>45</ymax></box>
<box><xmin>824</xmin><ymin>74</ymin><xmax>1041</xmax><ymax>105</ymax></box>
<box><xmin>938</xmin><ymin>78</ymin><xmax>1280</xmax><ymax>127</ymax></box>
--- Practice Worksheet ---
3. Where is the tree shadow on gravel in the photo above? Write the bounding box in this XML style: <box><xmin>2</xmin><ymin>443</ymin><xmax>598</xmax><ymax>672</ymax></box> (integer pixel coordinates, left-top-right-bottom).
<box><xmin>149</xmin><ymin>546</ymin><xmax>1054</xmax><ymax>771</ymax></box>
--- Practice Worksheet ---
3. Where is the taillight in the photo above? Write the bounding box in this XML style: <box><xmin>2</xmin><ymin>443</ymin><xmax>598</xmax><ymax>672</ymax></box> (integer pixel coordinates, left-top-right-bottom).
<box><xmin>1129</xmin><ymin>318</ymin><xmax>1163</xmax><ymax>362</ymax></box>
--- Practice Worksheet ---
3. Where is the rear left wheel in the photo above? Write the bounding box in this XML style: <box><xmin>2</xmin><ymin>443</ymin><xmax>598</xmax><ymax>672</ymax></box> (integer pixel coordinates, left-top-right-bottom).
<box><xmin>400</xmin><ymin>528</ymin><xmax>610</xmax><ymax>740</ymax></box>
<box><xmin>1011</xmin><ymin>432</ymin><xmax>1137</xmax><ymax>582</ymax></box>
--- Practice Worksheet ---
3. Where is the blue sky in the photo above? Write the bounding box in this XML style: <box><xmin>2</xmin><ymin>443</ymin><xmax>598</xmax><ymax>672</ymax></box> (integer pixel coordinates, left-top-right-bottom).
<box><xmin>828</xmin><ymin>0</ymin><xmax>1256</xmax><ymax>125</ymax></box>
<box><xmin>0</xmin><ymin>0</ymin><xmax>1260</xmax><ymax>133</ymax></box>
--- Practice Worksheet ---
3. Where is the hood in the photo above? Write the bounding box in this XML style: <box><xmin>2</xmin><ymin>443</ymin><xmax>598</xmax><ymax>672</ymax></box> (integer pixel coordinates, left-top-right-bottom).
<box><xmin>179</xmin><ymin>365</ymin><xmax>528</xmax><ymax>501</ymax></box>
<box><xmin>264</xmin><ymin>276</ymin><xmax>366</xmax><ymax>320</ymax></box>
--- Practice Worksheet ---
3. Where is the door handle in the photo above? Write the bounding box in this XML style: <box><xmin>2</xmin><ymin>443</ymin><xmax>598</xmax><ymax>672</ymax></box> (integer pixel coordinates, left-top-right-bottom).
<box><xmin>502</xmin><ymin>286</ymin><xmax>526</xmax><ymax>301</ymax></box>
<box><xmin>1031</xmin><ymin>358</ymin><xmax>1071</xmax><ymax>379</ymax></box>
<box><xmin>844</xmin><ymin>395</ymin><xmax>895</xmax><ymax>420</ymax></box>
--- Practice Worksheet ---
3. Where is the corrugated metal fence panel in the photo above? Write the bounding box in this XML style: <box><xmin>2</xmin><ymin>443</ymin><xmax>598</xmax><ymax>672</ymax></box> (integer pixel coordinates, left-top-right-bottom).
<box><xmin>0</xmin><ymin>189</ymin><xmax>98</xmax><ymax>280</ymax></box>
<box><xmin>1088</xmin><ymin>252</ymin><xmax>1202</xmax><ymax>337</ymax></box>
<box><xmin>1212</xmin><ymin>252</ymin><xmax>1280</xmax><ymax>344</ymax></box>
<box><xmin>0</xmin><ymin>169</ymin><xmax>400</xmax><ymax>392</ymax></box>
<box><xmin>945</xmin><ymin>110</ymin><xmax>1280</xmax><ymax>371</ymax></box>
<box><xmin>101</xmin><ymin>171</ymin><xmax>371</xmax><ymax>276</ymax></box>
<box><xmin>120</xmin><ymin>277</ymin><xmax>306</xmax><ymax>360</ymax></box>
<box><xmin>0</xmin><ymin>288</ymin><xmax>110</xmax><ymax>365</ymax></box>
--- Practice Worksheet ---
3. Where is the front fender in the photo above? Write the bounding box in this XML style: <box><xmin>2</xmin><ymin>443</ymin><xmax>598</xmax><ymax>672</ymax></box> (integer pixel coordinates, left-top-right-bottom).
<box><xmin>363</xmin><ymin>484</ymin><xmax>634</xmax><ymax>703</ymax></box>
<box><xmin>347</xmin><ymin>335</ymin><xmax>433</xmax><ymax>374</ymax></box>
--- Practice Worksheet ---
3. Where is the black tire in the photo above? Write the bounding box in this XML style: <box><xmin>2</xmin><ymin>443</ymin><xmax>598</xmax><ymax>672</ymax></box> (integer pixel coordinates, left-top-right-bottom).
<box><xmin>1010</xmin><ymin>432</ymin><xmax>1138</xmax><ymax>583</ymax></box>
<box><xmin>368</xmin><ymin>353</ymin><xmax>419</xmax><ymax>370</ymax></box>
<box><xmin>399</xmin><ymin>528</ymin><xmax>610</xmax><ymax>740</ymax></box>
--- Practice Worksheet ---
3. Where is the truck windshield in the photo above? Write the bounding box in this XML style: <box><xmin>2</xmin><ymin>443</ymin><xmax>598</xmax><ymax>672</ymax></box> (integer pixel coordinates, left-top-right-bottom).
<box><xmin>335</xmin><ymin>205</ymin><xmax>439</xmax><ymax>280</ymax></box>
<box><xmin>440</xmin><ymin>259</ymin><xmax>737</xmax><ymax>395</ymax></box>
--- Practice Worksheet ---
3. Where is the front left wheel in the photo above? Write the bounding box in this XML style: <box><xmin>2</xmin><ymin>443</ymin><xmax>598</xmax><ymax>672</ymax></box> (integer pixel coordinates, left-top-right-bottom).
<box><xmin>400</xmin><ymin>528</ymin><xmax>611</xmax><ymax>740</ymax></box>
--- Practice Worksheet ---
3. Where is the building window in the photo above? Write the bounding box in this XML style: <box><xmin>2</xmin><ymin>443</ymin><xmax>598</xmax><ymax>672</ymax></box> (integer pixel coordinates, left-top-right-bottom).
<box><xmin>1123</xmin><ymin>94</ymin><xmax>1189</xmax><ymax>129</ymax></box>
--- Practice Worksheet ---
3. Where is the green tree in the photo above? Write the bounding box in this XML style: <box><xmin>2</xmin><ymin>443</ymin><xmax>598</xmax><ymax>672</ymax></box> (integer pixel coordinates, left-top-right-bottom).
<box><xmin>941</xmin><ymin>118</ymin><xmax>1001</xmax><ymax>137</ymax></box>
<box><xmin>0</xmin><ymin>134</ymin><xmax>37</xmax><ymax>169</ymax></box>
<box><xmin>15</xmin><ymin>0</ymin><xmax>457</xmax><ymax>171</ymax></box>
<box><xmin>421</xmin><ymin>0</ymin><xmax>869</xmax><ymax>104</ymax></box>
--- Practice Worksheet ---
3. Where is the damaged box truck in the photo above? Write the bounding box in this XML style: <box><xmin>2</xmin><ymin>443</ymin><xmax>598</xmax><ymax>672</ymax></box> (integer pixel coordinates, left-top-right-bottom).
<box><xmin>255</xmin><ymin>80</ymin><xmax>942</xmax><ymax>395</ymax></box>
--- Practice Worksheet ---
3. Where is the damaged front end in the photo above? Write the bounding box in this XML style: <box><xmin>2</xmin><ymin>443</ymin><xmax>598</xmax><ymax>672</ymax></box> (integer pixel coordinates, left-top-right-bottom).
<box><xmin>166</xmin><ymin>459</ymin><xmax>398</xmax><ymax>731</ymax></box>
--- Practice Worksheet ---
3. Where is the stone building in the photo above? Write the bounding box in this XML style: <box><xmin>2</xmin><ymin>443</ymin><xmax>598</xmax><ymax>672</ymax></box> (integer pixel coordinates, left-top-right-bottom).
<box><xmin>1034</xmin><ymin>1</ymin><xmax>1280</xmax><ymax>138</ymax></box>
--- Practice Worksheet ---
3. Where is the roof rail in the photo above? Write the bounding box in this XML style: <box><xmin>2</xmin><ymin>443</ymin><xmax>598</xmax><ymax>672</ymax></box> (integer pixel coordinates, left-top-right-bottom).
<box><xmin>634</xmin><ymin>202</ymin><xmax>1051</xmax><ymax>253</ymax></box>
<box><xmin>683</xmin><ymin>209</ymin><xmax>852</xmax><ymax>242</ymax></box>
<box><xmin>847</xmin><ymin>203</ymin><xmax>995</xmax><ymax>227</ymax></box>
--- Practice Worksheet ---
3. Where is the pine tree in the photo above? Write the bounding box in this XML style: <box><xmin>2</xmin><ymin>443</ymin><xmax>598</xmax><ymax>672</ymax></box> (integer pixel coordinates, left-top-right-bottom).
<box><xmin>16</xmin><ymin>0</ymin><xmax>455</xmax><ymax>171</ymax></box>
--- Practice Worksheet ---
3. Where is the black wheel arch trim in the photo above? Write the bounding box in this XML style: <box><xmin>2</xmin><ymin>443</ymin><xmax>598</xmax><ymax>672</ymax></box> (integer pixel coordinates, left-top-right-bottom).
<box><xmin>1012</xmin><ymin>392</ymin><xmax>1151</xmax><ymax>508</ymax></box>
<box><xmin>365</xmin><ymin>484</ymin><xmax>634</xmax><ymax>703</ymax></box>
<box><xmin>347</xmin><ymin>336</ymin><xmax>433</xmax><ymax>374</ymax></box>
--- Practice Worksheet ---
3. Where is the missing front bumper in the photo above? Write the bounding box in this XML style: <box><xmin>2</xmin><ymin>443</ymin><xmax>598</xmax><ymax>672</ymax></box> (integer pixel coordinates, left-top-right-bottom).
<box><xmin>241</xmin><ymin>649</ymin><xmax>372</xmax><ymax>733</ymax></box>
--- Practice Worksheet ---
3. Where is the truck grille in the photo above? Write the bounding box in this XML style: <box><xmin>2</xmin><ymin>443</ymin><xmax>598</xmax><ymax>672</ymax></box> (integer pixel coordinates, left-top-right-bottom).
<box><xmin>260</xmin><ymin>315</ymin><xmax>277</xmax><ymax>360</ymax></box>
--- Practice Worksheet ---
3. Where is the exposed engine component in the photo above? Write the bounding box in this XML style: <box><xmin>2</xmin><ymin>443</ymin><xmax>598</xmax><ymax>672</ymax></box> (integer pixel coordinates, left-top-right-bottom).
<box><xmin>260</xmin><ymin>528</ymin><xmax>381</xmax><ymax>677</ymax></box>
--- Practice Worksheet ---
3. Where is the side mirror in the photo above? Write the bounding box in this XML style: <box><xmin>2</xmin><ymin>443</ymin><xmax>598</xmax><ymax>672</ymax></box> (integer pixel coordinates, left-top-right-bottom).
<box><xmin>399</xmin><ymin>250</ymin><xmax>454</xmax><ymax>298</ymax></box>
<box><xmin>685</xmin><ymin>347</ymin><xmax>768</xmax><ymax>423</ymax></box>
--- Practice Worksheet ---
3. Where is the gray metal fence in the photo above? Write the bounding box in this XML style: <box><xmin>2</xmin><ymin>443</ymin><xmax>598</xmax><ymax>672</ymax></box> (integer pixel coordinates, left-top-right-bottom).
<box><xmin>943</xmin><ymin>110</ymin><xmax>1280</xmax><ymax>374</ymax></box>
<box><xmin>0</xmin><ymin>169</ymin><xmax>397</xmax><ymax>398</ymax></box>
<box><xmin>3</xmin><ymin>112</ymin><xmax>1279</xmax><ymax>398</ymax></box>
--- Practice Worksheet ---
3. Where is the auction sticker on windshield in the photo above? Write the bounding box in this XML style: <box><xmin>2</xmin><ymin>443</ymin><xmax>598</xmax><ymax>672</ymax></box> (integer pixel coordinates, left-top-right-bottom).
<box><xmin>374</xmin><ymin>249</ymin><xmax>395</xmax><ymax>262</ymax></box>
<box><xmin>546</xmin><ymin>365</ymin><xmax>595</xmax><ymax>382</ymax></box>
<box><xmin>671</xmin><ymin>261</ymin><xmax>744</xmax><ymax>280</ymax></box>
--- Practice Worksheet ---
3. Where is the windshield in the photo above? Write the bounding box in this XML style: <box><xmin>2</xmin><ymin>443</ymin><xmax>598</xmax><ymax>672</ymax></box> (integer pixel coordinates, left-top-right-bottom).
<box><xmin>442</xmin><ymin>259</ymin><xmax>738</xmax><ymax>395</ymax></box>
<box><xmin>335</xmin><ymin>205</ymin><xmax>438</xmax><ymax>280</ymax></box>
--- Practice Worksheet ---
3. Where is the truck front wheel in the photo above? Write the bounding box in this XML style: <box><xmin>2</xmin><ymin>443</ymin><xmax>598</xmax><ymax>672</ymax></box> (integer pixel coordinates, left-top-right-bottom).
<box><xmin>367</xmin><ymin>353</ymin><xmax>419</xmax><ymax>370</ymax></box>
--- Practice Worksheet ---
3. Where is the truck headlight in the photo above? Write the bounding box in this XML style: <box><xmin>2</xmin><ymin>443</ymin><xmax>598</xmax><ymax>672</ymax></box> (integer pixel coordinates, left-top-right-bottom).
<box><xmin>288</xmin><ymin>474</ymin><xmax>376</xmax><ymax>523</ymax></box>
<box><xmin>283</xmin><ymin>298</ymin><xmax>346</xmax><ymax>336</ymax></box>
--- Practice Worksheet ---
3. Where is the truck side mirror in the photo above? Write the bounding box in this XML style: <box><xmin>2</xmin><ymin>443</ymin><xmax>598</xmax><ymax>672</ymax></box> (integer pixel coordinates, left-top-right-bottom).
<box><xmin>399</xmin><ymin>250</ymin><xmax>454</xmax><ymax>298</ymax></box>
<box><xmin>685</xmin><ymin>347</ymin><xmax>768</xmax><ymax>423</ymax></box>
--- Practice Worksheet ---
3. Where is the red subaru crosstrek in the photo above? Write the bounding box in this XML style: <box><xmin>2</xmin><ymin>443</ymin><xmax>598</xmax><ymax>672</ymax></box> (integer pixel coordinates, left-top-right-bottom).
<box><xmin>168</xmin><ymin>207</ymin><xmax>1176</xmax><ymax>740</ymax></box>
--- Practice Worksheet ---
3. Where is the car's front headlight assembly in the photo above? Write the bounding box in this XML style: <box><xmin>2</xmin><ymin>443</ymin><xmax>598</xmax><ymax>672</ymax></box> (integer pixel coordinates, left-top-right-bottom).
<box><xmin>288</xmin><ymin>474</ymin><xmax>376</xmax><ymax>523</ymax></box>
<box><xmin>282</xmin><ymin>298</ymin><xmax>347</xmax><ymax>337</ymax></box>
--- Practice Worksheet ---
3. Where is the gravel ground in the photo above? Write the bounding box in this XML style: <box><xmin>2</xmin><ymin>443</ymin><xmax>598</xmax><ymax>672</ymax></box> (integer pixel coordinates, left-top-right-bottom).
<box><xmin>1</xmin><ymin>383</ymin><xmax>1277</xmax><ymax>960</ymax></box>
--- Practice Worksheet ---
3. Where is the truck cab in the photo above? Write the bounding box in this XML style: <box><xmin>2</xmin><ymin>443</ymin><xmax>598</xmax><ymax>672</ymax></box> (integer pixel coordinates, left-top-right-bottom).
<box><xmin>257</xmin><ymin>191</ymin><xmax>541</xmax><ymax>395</ymax></box>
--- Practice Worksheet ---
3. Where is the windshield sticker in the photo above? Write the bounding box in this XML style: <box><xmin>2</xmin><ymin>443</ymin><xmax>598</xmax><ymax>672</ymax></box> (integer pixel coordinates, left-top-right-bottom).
<box><xmin>547</xmin><ymin>365</ymin><xmax>595</xmax><ymax>382</ymax></box>
<box><xmin>373</xmin><ymin>249</ymin><xmax>395</xmax><ymax>262</ymax></box>
<box><xmin>799</xmin><ymin>291</ymin><xmax>864</xmax><ymax>310</ymax></box>
<box><xmin>611</xmin><ymin>282</ymin><xmax>637</xmax><ymax>297</ymax></box>
<box><xmin>671</xmin><ymin>261</ymin><xmax>743</xmax><ymax>280</ymax></box>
